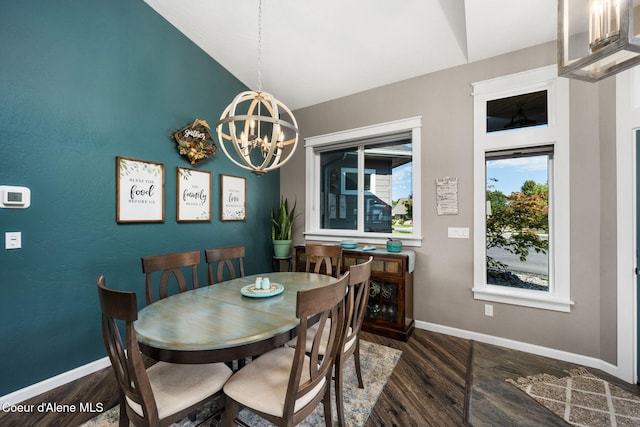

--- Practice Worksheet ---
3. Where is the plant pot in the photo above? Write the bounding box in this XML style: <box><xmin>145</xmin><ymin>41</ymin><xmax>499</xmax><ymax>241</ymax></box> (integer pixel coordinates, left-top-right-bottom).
<box><xmin>272</xmin><ymin>239</ymin><xmax>292</xmax><ymax>258</ymax></box>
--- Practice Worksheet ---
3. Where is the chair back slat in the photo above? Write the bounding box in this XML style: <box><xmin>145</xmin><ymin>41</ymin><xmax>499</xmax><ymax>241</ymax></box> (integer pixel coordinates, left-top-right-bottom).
<box><xmin>304</xmin><ymin>244</ymin><xmax>343</xmax><ymax>278</ymax></box>
<box><xmin>205</xmin><ymin>246</ymin><xmax>245</xmax><ymax>284</ymax></box>
<box><xmin>141</xmin><ymin>250</ymin><xmax>200</xmax><ymax>305</ymax></box>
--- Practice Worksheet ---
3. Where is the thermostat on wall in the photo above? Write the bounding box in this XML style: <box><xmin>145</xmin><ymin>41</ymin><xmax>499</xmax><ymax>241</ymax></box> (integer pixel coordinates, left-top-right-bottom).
<box><xmin>0</xmin><ymin>186</ymin><xmax>31</xmax><ymax>209</ymax></box>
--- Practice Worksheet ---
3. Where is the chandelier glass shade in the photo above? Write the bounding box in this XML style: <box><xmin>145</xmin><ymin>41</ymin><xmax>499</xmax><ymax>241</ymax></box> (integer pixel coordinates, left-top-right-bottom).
<box><xmin>216</xmin><ymin>90</ymin><xmax>299</xmax><ymax>176</ymax></box>
<box><xmin>558</xmin><ymin>0</ymin><xmax>640</xmax><ymax>82</ymax></box>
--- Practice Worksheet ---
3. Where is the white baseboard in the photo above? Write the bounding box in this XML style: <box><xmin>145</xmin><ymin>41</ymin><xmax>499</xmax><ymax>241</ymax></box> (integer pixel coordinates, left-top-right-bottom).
<box><xmin>415</xmin><ymin>321</ymin><xmax>621</xmax><ymax>381</ymax></box>
<box><xmin>0</xmin><ymin>357</ymin><xmax>111</xmax><ymax>406</ymax></box>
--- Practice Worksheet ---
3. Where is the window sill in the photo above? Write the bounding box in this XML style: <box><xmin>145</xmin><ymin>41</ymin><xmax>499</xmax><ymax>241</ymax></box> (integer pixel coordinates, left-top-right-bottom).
<box><xmin>304</xmin><ymin>231</ymin><xmax>422</xmax><ymax>247</ymax></box>
<box><xmin>472</xmin><ymin>285</ymin><xmax>574</xmax><ymax>312</ymax></box>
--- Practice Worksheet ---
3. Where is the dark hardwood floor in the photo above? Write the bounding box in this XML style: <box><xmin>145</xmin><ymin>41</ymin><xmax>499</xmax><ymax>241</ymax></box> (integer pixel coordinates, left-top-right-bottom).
<box><xmin>364</xmin><ymin>329</ymin><xmax>640</xmax><ymax>427</ymax></box>
<box><xmin>362</xmin><ymin>330</ymin><xmax>470</xmax><ymax>427</ymax></box>
<box><xmin>2</xmin><ymin>328</ymin><xmax>638</xmax><ymax>426</ymax></box>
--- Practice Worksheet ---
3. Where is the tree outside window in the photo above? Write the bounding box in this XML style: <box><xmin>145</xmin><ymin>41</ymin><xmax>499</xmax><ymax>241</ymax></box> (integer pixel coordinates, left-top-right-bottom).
<box><xmin>485</xmin><ymin>153</ymin><xmax>550</xmax><ymax>291</ymax></box>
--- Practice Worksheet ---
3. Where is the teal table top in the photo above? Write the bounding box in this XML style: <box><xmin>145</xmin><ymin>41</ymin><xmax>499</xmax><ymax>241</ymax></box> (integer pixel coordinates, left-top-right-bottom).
<box><xmin>134</xmin><ymin>272</ymin><xmax>337</xmax><ymax>363</ymax></box>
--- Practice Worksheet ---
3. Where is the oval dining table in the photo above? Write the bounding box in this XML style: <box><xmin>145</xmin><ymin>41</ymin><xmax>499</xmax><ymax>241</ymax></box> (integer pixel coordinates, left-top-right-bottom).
<box><xmin>134</xmin><ymin>271</ymin><xmax>338</xmax><ymax>364</ymax></box>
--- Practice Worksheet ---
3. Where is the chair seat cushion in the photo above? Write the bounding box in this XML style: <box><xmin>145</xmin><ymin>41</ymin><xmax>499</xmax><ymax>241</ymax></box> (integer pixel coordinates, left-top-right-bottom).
<box><xmin>223</xmin><ymin>346</ymin><xmax>326</xmax><ymax>417</ymax></box>
<box><xmin>128</xmin><ymin>361</ymin><xmax>232</xmax><ymax>420</ymax></box>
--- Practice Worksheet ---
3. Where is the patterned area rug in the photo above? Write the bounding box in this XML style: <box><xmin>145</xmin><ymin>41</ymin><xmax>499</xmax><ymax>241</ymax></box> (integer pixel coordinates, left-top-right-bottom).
<box><xmin>507</xmin><ymin>368</ymin><xmax>640</xmax><ymax>426</ymax></box>
<box><xmin>82</xmin><ymin>340</ymin><xmax>401</xmax><ymax>427</ymax></box>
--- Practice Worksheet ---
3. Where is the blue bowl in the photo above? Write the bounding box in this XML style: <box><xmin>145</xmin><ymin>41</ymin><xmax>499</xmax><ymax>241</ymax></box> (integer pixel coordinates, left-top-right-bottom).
<box><xmin>386</xmin><ymin>240</ymin><xmax>402</xmax><ymax>252</ymax></box>
<box><xmin>341</xmin><ymin>240</ymin><xmax>357</xmax><ymax>249</ymax></box>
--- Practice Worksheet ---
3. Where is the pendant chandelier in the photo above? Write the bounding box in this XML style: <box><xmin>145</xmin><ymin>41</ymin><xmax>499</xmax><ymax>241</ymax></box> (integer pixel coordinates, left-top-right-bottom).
<box><xmin>558</xmin><ymin>0</ymin><xmax>640</xmax><ymax>82</ymax></box>
<box><xmin>216</xmin><ymin>0</ymin><xmax>299</xmax><ymax>175</ymax></box>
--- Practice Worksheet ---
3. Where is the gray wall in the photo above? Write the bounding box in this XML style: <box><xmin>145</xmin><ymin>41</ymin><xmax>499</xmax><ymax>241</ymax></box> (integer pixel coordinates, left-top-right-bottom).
<box><xmin>283</xmin><ymin>41</ymin><xmax>618</xmax><ymax>363</ymax></box>
<box><xmin>597</xmin><ymin>77</ymin><xmax>618</xmax><ymax>364</ymax></box>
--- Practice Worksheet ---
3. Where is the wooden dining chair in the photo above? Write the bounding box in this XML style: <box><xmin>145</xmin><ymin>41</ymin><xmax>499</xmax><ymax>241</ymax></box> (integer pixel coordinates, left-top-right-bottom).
<box><xmin>288</xmin><ymin>256</ymin><xmax>373</xmax><ymax>427</ymax></box>
<box><xmin>141</xmin><ymin>250</ymin><xmax>200</xmax><ymax>305</ymax></box>
<box><xmin>305</xmin><ymin>243</ymin><xmax>343</xmax><ymax>278</ymax></box>
<box><xmin>335</xmin><ymin>256</ymin><xmax>373</xmax><ymax>426</ymax></box>
<box><xmin>96</xmin><ymin>276</ymin><xmax>232</xmax><ymax>427</ymax></box>
<box><xmin>223</xmin><ymin>272</ymin><xmax>349</xmax><ymax>427</ymax></box>
<box><xmin>204</xmin><ymin>245</ymin><xmax>245</xmax><ymax>285</ymax></box>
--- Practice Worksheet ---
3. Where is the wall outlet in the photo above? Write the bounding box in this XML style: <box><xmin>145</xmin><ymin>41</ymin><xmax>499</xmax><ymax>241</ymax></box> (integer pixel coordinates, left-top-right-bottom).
<box><xmin>484</xmin><ymin>304</ymin><xmax>493</xmax><ymax>316</ymax></box>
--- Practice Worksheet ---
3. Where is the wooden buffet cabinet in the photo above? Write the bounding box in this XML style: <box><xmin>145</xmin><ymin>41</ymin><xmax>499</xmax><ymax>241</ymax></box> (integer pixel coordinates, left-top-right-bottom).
<box><xmin>294</xmin><ymin>245</ymin><xmax>415</xmax><ymax>341</ymax></box>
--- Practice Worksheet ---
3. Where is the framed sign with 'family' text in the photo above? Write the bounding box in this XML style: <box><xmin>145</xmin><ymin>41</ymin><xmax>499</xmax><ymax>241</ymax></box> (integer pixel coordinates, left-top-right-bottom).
<box><xmin>116</xmin><ymin>156</ymin><xmax>165</xmax><ymax>223</ymax></box>
<box><xmin>176</xmin><ymin>166</ymin><xmax>211</xmax><ymax>222</ymax></box>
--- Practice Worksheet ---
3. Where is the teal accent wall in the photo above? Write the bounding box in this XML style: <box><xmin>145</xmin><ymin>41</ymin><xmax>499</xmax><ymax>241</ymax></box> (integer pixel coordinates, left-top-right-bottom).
<box><xmin>0</xmin><ymin>0</ymin><xmax>279</xmax><ymax>395</ymax></box>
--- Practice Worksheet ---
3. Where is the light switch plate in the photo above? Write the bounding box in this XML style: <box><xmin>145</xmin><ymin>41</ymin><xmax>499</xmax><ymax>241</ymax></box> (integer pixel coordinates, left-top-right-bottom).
<box><xmin>5</xmin><ymin>232</ymin><xmax>21</xmax><ymax>249</ymax></box>
<box><xmin>448</xmin><ymin>227</ymin><xmax>469</xmax><ymax>239</ymax></box>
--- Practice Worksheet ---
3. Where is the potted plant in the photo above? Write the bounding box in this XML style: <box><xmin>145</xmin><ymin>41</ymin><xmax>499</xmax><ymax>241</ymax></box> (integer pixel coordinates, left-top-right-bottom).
<box><xmin>271</xmin><ymin>197</ymin><xmax>297</xmax><ymax>258</ymax></box>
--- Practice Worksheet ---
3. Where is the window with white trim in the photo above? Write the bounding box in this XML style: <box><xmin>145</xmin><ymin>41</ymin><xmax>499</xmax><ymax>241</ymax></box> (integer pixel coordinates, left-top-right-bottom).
<box><xmin>305</xmin><ymin>117</ymin><xmax>422</xmax><ymax>246</ymax></box>
<box><xmin>472</xmin><ymin>65</ymin><xmax>573</xmax><ymax>312</ymax></box>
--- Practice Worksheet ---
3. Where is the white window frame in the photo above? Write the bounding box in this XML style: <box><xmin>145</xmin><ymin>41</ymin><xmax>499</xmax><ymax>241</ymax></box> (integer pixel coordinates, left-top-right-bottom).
<box><xmin>472</xmin><ymin>65</ymin><xmax>573</xmax><ymax>312</ymax></box>
<box><xmin>305</xmin><ymin>117</ymin><xmax>422</xmax><ymax>246</ymax></box>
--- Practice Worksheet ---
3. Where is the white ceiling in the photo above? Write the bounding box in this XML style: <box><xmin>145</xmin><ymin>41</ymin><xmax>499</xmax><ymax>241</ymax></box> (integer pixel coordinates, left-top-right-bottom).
<box><xmin>144</xmin><ymin>0</ymin><xmax>557</xmax><ymax>110</ymax></box>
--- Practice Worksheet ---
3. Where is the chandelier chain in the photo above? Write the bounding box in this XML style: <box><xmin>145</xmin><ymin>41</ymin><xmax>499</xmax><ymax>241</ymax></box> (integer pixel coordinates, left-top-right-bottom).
<box><xmin>257</xmin><ymin>0</ymin><xmax>262</xmax><ymax>92</ymax></box>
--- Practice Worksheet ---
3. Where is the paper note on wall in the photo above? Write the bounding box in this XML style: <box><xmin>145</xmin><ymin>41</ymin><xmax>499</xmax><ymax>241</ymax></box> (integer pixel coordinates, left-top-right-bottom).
<box><xmin>436</xmin><ymin>177</ymin><xmax>458</xmax><ymax>215</ymax></box>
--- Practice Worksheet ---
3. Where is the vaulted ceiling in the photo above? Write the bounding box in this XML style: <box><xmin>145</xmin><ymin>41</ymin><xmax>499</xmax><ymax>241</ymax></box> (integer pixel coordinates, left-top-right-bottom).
<box><xmin>144</xmin><ymin>0</ymin><xmax>557</xmax><ymax>110</ymax></box>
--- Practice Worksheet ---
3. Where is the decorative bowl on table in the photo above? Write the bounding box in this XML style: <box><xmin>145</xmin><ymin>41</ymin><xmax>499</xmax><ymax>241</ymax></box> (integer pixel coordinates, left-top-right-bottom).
<box><xmin>386</xmin><ymin>239</ymin><xmax>403</xmax><ymax>252</ymax></box>
<box><xmin>341</xmin><ymin>239</ymin><xmax>357</xmax><ymax>249</ymax></box>
<box><xmin>240</xmin><ymin>282</ymin><xmax>284</xmax><ymax>298</ymax></box>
